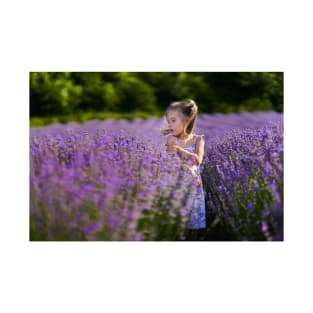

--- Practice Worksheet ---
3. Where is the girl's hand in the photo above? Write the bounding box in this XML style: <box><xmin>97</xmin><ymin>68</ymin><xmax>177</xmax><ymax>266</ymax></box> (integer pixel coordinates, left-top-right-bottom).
<box><xmin>172</xmin><ymin>145</ymin><xmax>182</xmax><ymax>153</ymax></box>
<box><xmin>166</xmin><ymin>144</ymin><xmax>181</xmax><ymax>154</ymax></box>
<box><xmin>181</xmin><ymin>164</ymin><xmax>202</xmax><ymax>186</ymax></box>
<box><xmin>165</xmin><ymin>136</ymin><xmax>177</xmax><ymax>154</ymax></box>
<box><xmin>165</xmin><ymin>143</ymin><xmax>176</xmax><ymax>153</ymax></box>
<box><xmin>187</xmin><ymin>165</ymin><xmax>197</xmax><ymax>177</ymax></box>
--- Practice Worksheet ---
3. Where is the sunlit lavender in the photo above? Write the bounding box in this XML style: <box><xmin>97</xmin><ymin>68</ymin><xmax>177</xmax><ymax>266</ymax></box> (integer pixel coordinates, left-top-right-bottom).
<box><xmin>30</xmin><ymin>111</ymin><xmax>283</xmax><ymax>241</ymax></box>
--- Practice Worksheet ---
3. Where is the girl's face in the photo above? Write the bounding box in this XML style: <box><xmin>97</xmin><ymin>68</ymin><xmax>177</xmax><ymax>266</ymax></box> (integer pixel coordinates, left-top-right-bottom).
<box><xmin>166</xmin><ymin>109</ymin><xmax>188</xmax><ymax>137</ymax></box>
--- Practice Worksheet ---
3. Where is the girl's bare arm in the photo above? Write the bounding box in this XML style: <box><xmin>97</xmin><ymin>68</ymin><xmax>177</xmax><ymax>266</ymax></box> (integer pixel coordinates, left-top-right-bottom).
<box><xmin>174</xmin><ymin>136</ymin><xmax>205</xmax><ymax>166</ymax></box>
<box><xmin>165</xmin><ymin>135</ymin><xmax>177</xmax><ymax>153</ymax></box>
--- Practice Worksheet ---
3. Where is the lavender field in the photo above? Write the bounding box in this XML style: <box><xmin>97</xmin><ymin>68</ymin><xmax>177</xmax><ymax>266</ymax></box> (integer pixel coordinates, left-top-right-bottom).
<box><xmin>30</xmin><ymin>111</ymin><xmax>283</xmax><ymax>241</ymax></box>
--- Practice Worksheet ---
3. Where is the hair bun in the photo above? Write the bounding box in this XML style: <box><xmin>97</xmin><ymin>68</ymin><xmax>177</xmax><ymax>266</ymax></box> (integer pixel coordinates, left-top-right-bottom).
<box><xmin>185</xmin><ymin>99</ymin><xmax>196</xmax><ymax>106</ymax></box>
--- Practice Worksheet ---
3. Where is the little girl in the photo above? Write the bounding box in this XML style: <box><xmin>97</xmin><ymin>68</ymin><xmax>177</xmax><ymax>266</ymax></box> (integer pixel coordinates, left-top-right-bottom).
<box><xmin>160</xmin><ymin>99</ymin><xmax>206</xmax><ymax>241</ymax></box>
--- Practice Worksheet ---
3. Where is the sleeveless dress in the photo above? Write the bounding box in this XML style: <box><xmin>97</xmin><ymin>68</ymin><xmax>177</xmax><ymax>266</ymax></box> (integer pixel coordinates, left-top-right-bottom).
<box><xmin>178</xmin><ymin>135</ymin><xmax>206</xmax><ymax>229</ymax></box>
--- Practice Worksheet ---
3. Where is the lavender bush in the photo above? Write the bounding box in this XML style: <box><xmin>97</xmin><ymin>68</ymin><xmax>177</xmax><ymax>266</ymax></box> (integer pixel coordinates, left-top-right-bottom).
<box><xmin>30</xmin><ymin>111</ymin><xmax>283</xmax><ymax>241</ymax></box>
<box><xmin>30</xmin><ymin>130</ymin><xmax>196</xmax><ymax>241</ymax></box>
<box><xmin>202</xmin><ymin>121</ymin><xmax>283</xmax><ymax>240</ymax></box>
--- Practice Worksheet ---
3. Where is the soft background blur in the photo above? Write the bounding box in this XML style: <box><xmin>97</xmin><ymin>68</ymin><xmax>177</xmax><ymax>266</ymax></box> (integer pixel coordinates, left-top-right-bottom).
<box><xmin>30</xmin><ymin>72</ymin><xmax>283</xmax><ymax>127</ymax></box>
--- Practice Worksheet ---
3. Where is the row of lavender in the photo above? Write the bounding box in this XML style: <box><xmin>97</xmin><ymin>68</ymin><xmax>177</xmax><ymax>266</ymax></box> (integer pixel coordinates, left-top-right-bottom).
<box><xmin>202</xmin><ymin>122</ymin><xmax>283</xmax><ymax>240</ymax></box>
<box><xmin>30</xmin><ymin>127</ymin><xmax>199</xmax><ymax>240</ymax></box>
<box><xmin>30</xmin><ymin>111</ymin><xmax>283</xmax><ymax>240</ymax></box>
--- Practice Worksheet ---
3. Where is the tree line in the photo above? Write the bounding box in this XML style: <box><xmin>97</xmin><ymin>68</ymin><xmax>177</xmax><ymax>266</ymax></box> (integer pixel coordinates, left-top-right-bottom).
<box><xmin>30</xmin><ymin>72</ymin><xmax>283</xmax><ymax>118</ymax></box>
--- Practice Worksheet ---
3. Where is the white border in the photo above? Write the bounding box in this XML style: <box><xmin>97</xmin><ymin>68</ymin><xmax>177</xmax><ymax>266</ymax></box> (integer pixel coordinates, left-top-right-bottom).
<box><xmin>1</xmin><ymin>0</ymin><xmax>313</xmax><ymax>312</ymax></box>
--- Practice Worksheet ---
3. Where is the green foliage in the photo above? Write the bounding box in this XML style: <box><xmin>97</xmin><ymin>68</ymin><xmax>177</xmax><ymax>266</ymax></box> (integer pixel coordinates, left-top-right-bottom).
<box><xmin>115</xmin><ymin>72</ymin><xmax>157</xmax><ymax>112</ymax></box>
<box><xmin>30</xmin><ymin>72</ymin><xmax>283</xmax><ymax>124</ymax></box>
<box><xmin>30</xmin><ymin>72</ymin><xmax>83</xmax><ymax>116</ymax></box>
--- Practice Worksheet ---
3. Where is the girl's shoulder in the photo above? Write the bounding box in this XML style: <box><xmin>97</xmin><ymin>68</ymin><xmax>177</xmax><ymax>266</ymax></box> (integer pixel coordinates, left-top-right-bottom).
<box><xmin>195</xmin><ymin>134</ymin><xmax>205</xmax><ymax>148</ymax></box>
<box><xmin>196</xmin><ymin>133</ymin><xmax>205</xmax><ymax>138</ymax></box>
<box><xmin>194</xmin><ymin>133</ymin><xmax>205</xmax><ymax>141</ymax></box>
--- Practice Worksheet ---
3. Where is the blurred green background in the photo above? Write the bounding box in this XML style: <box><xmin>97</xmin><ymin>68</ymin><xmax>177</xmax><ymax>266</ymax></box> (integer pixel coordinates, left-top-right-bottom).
<box><xmin>30</xmin><ymin>72</ymin><xmax>283</xmax><ymax>127</ymax></box>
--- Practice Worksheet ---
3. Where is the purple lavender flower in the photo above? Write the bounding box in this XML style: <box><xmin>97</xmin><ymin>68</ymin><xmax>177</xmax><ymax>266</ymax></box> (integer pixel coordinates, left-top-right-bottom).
<box><xmin>30</xmin><ymin>112</ymin><xmax>283</xmax><ymax>241</ymax></box>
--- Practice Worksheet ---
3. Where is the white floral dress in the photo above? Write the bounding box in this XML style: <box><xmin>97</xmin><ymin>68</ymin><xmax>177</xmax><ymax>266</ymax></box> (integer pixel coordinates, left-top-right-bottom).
<box><xmin>179</xmin><ymin>135</ymin><xmax>206</xmax><ymax>229</ymax></box>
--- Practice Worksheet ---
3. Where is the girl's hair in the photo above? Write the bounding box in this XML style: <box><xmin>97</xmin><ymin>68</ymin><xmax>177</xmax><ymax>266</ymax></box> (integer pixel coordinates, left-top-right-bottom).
<box><xmin>160</xmin><ymin>99</ymin><xmax>198</xmax><ymax>136</ymax></box>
